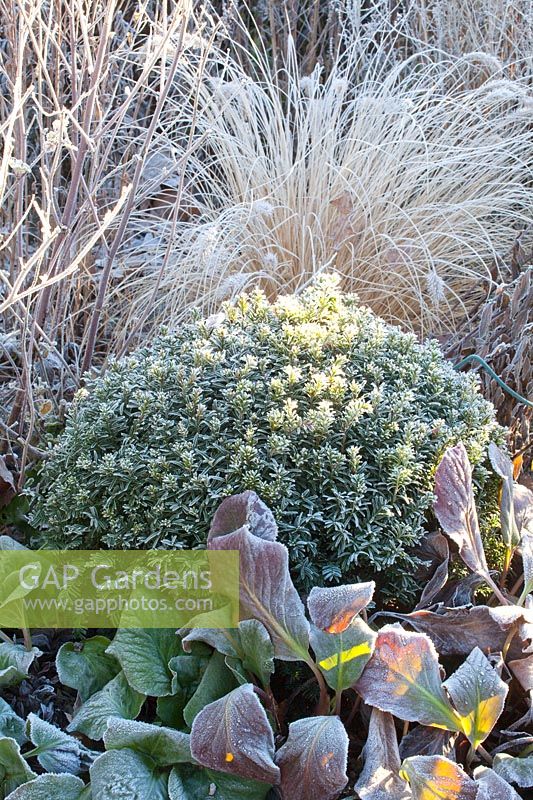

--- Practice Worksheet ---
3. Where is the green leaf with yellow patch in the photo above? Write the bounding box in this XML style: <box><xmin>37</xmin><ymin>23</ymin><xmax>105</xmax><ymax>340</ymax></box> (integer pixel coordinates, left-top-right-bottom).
<box><xmin>443</xmin><ymin>647</ymin><xmax>507</xmax><ymax>749</ymax></box>
<box><xmin>400</xmin><ymin>755</ymin><xmax>477</xmax><ymax>800</ymax></box>
<box><xmin>310</xmin><ymin>618</ymin><xmax>376</xmax><ymax>691</ymax></box>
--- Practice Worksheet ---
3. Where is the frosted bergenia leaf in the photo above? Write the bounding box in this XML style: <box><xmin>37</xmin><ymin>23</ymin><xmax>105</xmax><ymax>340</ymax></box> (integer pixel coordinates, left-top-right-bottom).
<box><xmin>0</xmin><ymin>698</ymin><xmax>26</xmax><ymax>745</ymax></box>
<box><xmin>355</xmin><ymin>626</ymin><xmax>460</xmax><ymax>730</ymax></box>
<box><xmin>209</xmin><ymin>527</ymin><xmax>310</xmax><ymax>661</ymax></box>
<box><xmin>208</xmin><ymin>491</ymin><xmax>277</xmax><ymax>542</ymax></box>
<box><xmin>275</xmin><ymin>716</ymin><xmax>349</xmax><ymax>800</ymax></box>
<box><xmin>396</xmin><ymin>605</ymin><xmax>527</xmax><ymax>660</ymax></box>
<box><xmin>0</xmin><ymin>738</ymin><xmax>35</xmax><ymax>797</ymax></box>
<box><xmin>168</xmin><ymin>765</ymin><xmax>270</xmax><ymax>800</ymax></box>
<box><xmin>415</xmin><ymin>533</ymin><xmax>450</xmax><ymax>610</ymax></box>
<box><xmin>310</xmin><ymin>618</ymin><xmax>376</xmax><ymax>691</ymax></box>
<box><xmin>68</xmin><ymin>672</ymin><xmax>145</xmax><ymax>741</ymax></box>
<box><xmin>239</xmin><ymin>620</ymin><xmax>275</xmax><ymax>687</ymax></box>
<box><xmin>183</xmin><ymin>650</ymin><xmax>238</xmax><ymax>727</ymax></box>
<box><xmin>26</xmin><ymin>714</ymin><xmax>91</xmax><ymax>775</ymax></box>
<box><xmin>475</xmin><ymin>766</ymin><xmax>523</xmax><ymax>800</ymax></box>
<box><xmin>307</xmin><ymin>582</ymin><xmax>375</xmax><ymax>632</ymax></box>
<box><xmin>0</xmin><ymin>643</ymin><xmax>41</xmax><ymax>689</ymax></box>
<box><xmin>493</xmin><ymin>754</ymin><xmax>533</xmax><ymax>788</ymax></box>
<box><xmin>354</xmin><ymin>709</ymin><xmax>411</xmax><ymax>799</ymax></box>
<box><xmin>190</xmin><ymin>683</ymin><xmax>279</xmax><ymax>785</ymax></box>
<box><xmin>181</xmin><ymin>626</ymin><xmax>242</xmax><ymax>657</ymax></box>
<box><xmin>509</xmin><ymin>653</ymin><xmax>533</xmax><ymax>691</ymax></box>
<box><xmin>443</xmin><ymin>647</ymin><xmax>508</xmax><ymax>748</ymax></box>
<box><xmin>488</xmin><ymin>443</ymin><xmax>519</xmax><ymax>547</ymax></box>
<box><xmin>90</xmin><ymin>749</ymin><xmax>168</xmax><ymax>800</ymax></box>
<box><xmin>106</xmin><ymin>629</ymin><xmax>183</xmax><ymax>696</ymax></box>
<box><xmin>400</xmin><ymin>755</ymin><xmax>477</xmax><ymax>800</ymax></box>
<box><xmin>434</xmin><ymin>443</ymin><xmax>488</xmax><ymax>575</ymax></box>
<box><xmin>489</xmin><ymin>600</ymin><xmax>533</xmax><ymax>654</ymax></box>
<box><xmin>56</xmin><ymin>636</ymin><xmax>120</xmax><ymax>701</ymax></box>
<box><xmin>103</xmin><ymin>718</ymin><xmax>191</xmax><ymax>766</ymax></box>
<box><xmin>514</xmin><ymin>484</ymin><xmax>533</xmax><ymax>590</ymax></box>
<box><xmin>399</xmin><ymin>725</ymin><xmax>457</xmax><ymax>760</ymax></box>
<box><xmin>4</xmin><ymin>773</ymin><xmax>87</xmax><ymax>799</ymax></box>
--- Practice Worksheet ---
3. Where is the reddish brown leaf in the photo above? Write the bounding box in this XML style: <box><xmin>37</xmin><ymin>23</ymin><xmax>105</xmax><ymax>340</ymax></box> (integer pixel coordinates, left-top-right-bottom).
<box><xmin>208</xmin><ymin>491</ymin><xmax>277</xmax><ymax>542</ymax></box>
<box><xmin>209</xmin><ymin>526</ymin><xmax>310</xmax><ymax>661</ymax></box>
<box><xmin>275</xmin><ymin>716</ymin><xmax>349</xmax><ymax>800</ymax></box>
<box><xmin>509</xmin><ymin>653</ymin><xmax>533</xmax><ymax>692</ymax></box>
<box><xmin>355</xmin><ymin>626</ymin><xmax>460</xmax><ymax>731</ymax></box>
<box><xmin>434</xmin><ymin>443</ymin><xmax>488</xmax><ymax>575</ymax></box>
<box><xmin>190</xmin><ymin>683</ymin><xmax>279</xmax><ymax>785</ymax></box>
<box><xmin>307</xmin><ymin>582</ymin><xmax>375</xmax><ymax>632</ymax></box>
<box><xmin>354</xmin><ymin>709</ymin><xmax>411</xmax><ymax>800</ymax></box>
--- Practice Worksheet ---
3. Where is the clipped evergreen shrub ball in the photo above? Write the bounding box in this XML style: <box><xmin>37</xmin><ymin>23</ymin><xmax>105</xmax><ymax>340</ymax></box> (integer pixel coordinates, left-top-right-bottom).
<box><xmin>31</xmin><ymin>275</ymin><xmax>502</xmax><ymax>600</ymax></box>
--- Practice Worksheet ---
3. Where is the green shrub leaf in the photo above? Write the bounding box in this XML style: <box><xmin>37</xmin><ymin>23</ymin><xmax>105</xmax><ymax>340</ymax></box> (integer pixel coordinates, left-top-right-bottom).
<box><xmin>183</xmin><ymin>651</ymin><xmax>238</xmax><ymax>728</ymax></box>
<box><xmin>0</xmin><ymin>701</ymin><xmax>26</xmax><ymax>746</ymax></box>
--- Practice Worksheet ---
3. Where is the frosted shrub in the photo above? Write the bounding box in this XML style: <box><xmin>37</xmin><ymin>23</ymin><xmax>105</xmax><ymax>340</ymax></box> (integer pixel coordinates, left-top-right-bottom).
<box><xmin>31</xmin><ymin>276</ymin><xmax>502</xmax><ymax>600</ymax></box>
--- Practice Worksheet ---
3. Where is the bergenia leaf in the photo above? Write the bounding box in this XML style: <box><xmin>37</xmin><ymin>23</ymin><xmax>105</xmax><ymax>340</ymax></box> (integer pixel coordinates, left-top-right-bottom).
<box><xmin>475</xmin><ymin>767</ymin><xmax>523</xmax><ymax>800</ymax></box>
<box><xmin>355</xmin><ymin>626</ymin><xmax>461</xmax><ymax>731</ymax></box>
<box><xmin>399</xmin><ymin>726</ymin><xmax>457</xmax><ymax>760</ymax></box>
<box><xmin>68</xmin><ymin>672</ymin><xmax>145</xmax><ymax>741</ymax></box>
<box><xmin>390</xmin><ymin>605</ymin><xmax>527</xmax><ymax>660</ymax></box>
<box><xmin>168</xmin><ymin>765</ymin><xmax>270</xmax><ymax>800</ymax></box>
<box><xmin>489</xmin><ymin>443</ymin><xmax>520</xmax><ymax>548</ymax></box>
<box><xmin>0</xmin><ymin>738</ymin><xmax>35</xmax><ymax>798</ymax></box>
<box><xmin>0</xmin><ymin>644</ymin><xmax>41</xmax><ymax>689</ymax></box>
<box><xmin>400</xmin><ymin>755</ymin><xmax>477</xmax><ymax>800</ymax></box>
<box><xmin>443</xmin><ymin>647</ymin><xmax>508</xmax><ymax>748</ymax></box>
<box><xmin>275</xmin><ymin>716</ymin><xmax>349</xmax><ymax>800</ymax></box>
<box><xmin>0</xmin><ymin>700</ymin><xmax>26</xmax><ymax>745</ymax></box>
<box><xmin>26</xmin><ymin>714</ymin><xmax>91</xmax><ymax>775</ymax></box>
<box><xmin>310</xmin><ymin>617</ymin><xmax>376</xmax><ymax>691</ymax></box>
<box><xmin>493</xmin><ymin>754</ymin><xmax>533</xmax><ymax>788</ymax></box>
<box><xmin>183</xmin><ymin>650</ymin><xmax>238</xmax><ymax>727</ymax></box>
<box><xmin>307</xmin><ymin>583</ymin><xmax>375</xmax><ymax>632</ymax></box>
<box><xmin>56</xmin><ymin>636</ymin><xmax>120</xmax><ymax>701</ymax></box>
<box><xmin>209</xmin><ymin>527</ymin><xmax>310</xmax><ymax>662</ymax></box>
<box><xmin>509</xmin><ymin>653</ymin><xmax>533</xmax><ymax>691</ymax></box>
<box><xmin>415</xmin><ymin>533</ymin><xmax>450</xmax><ymax>610</ymax></box>
<box><xmin>4</xmin><ymin>774</ymin><xmax>87</xmax><ymax>800</ymax></box>
<box><xmin>190</xmin><ymin>683</ymin><xmax>279</xmax><ymax>785</ymax></box>
<box><xmin>434</xmin><ymin>443</ymin><xmax>488</xmax><ymax>575</ymax></box>
<box><xmin>239</xmin><ymin>620</ymin><xmax>275</xmax><ymax>687</ymax></box>
<box><xmin>106</xmin><ymin>629</ymin><xmax>183</xmax><ymax>696</ymax></box>
<box><xmin>181</xmin><ymin>627</ymin><xmax>242</xmax><ymax>658</ymax></box>
<box><xmin>89</xmin><ymin>749</ymin><xmax>168</xmax><ymax>800</ymax></box>
<box><xmin>104</xmin><ymin>718</ymin><xmax>191</xmax><ymax>766</ymax></box>
<box><xmin>208</xmin><ymin>491</ymin><xmax>277</xmax><ymax>542</ymax></box>
<box><xmin>354</xmin><ymin>709</ymin><xmax>411</xmax><ymax>800</ymax></box>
